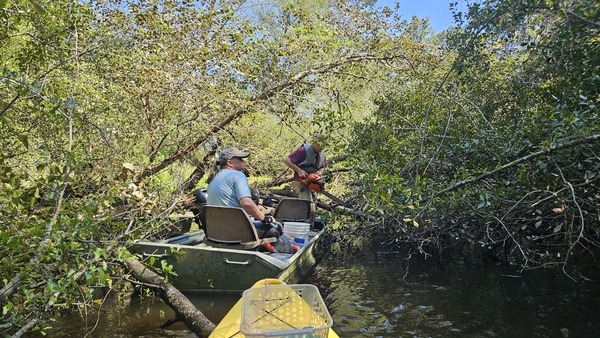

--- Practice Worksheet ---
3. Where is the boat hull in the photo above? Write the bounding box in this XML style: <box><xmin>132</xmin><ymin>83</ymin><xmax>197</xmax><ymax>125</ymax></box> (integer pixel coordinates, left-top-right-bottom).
<box><xmin>129</xmin><ymin>226</ymin><xmax>331</xmax><ymax>292</ymax></box>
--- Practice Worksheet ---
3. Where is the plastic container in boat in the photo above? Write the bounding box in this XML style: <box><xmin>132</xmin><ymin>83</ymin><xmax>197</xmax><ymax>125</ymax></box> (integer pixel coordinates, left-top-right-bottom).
<box><xmin>284</xmin><ymin>221</ymin><xmax>310</xmax><ymax>247</ymax></box>
<box><xmin>241</xmin><ymin>284</ymin><xmax>333</xmax><ymax>338</ymax></box>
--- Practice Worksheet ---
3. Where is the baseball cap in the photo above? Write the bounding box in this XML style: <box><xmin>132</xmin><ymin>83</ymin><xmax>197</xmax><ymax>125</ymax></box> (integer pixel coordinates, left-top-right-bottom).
<box><xmin>218</xmin><ymin>147</ymin><xmax>250</xmax><ymax>164</ymax></box>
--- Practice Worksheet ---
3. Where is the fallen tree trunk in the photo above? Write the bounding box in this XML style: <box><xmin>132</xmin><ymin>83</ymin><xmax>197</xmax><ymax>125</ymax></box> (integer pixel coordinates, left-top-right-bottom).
<box><xmin>122</xmin><ymin>257</ymin><xmax>215</xmax><ymax>337</ymax></box>
<box><xmin>134</xmin><ymin>53</ymin><xmax>390</xmax><ymax>183</ymax></box>
<box><xmin>268</xmin><ymin>191</ymin><xmax>371</xmax><ymax>219</ymax></box>
<box><xmin>315</xmin><ymin>199</ymin><xmax>373</xmax><ymax>219</ymax></box>
<box><xmin>253</xmin><ymin>156</ymin><xmax>352</xmax><ymax>190</ymax></box>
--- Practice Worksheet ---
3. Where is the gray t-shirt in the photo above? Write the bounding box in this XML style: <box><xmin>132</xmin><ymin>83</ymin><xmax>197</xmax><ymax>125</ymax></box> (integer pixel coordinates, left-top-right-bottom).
<box><xmin>206</xmin><ymin>169</ymin><xmax>251</xmax><ymax>207</ymax></box>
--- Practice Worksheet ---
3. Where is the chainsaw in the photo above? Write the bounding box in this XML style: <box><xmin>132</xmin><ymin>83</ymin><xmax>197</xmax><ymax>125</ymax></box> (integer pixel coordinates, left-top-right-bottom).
<box><xmin>298</xmin><ymin>173</ymin><xmax>353</xmax><ymax>208</ymax></box>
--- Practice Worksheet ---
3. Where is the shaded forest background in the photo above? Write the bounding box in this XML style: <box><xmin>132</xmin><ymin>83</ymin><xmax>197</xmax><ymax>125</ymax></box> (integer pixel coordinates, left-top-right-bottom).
<box><xmin>1</xmin><ymin>0</ymin><xmax>598</xmax><ymax>336</ymax></box>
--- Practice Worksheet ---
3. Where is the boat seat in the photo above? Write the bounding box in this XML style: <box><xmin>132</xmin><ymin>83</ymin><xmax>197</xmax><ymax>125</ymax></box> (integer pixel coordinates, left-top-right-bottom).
<box><xmin>201</xmin><ymin>205</ymin><xmax>276</xmax><ymax>250</ymax></box>
<box><xmin>273</xmin><ymin>198</ymin><xmax>311</xmax><ymax>223</ymax></box>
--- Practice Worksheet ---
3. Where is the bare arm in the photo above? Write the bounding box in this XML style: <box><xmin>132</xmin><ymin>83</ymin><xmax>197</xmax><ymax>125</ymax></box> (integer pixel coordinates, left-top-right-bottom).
<box><xmin>239</xmin><ymin>196</ymin><xmax>265</xmax><ymax>221</ymax></box>
<box><xmin>283</xmin><ymin>157</ymin><xmax>307</xmax><ymax>178</ymax></box>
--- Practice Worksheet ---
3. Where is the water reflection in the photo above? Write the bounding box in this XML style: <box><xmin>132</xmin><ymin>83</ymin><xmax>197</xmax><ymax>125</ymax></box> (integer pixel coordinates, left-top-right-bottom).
<box><xmin>43</xmin><ymin>252</ymin><xmax>599</xmax><ymax>337</ymax></box>
<box><xmin>310</xmin><ymin>253</ymin><xmax>600</xmax><ymax>337</ymax></box>
<box><xmin>44</xmin><ymin>293</ymin><xmax>239</xmax><ymax>337</ymax></box>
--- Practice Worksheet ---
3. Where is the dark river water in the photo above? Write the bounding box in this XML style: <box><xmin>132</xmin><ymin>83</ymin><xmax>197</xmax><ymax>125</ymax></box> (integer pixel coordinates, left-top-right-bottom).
<box><xmin>46</xmin><ymin>251</ymin><xmax>600</xmax><ymax>337</ymax></box>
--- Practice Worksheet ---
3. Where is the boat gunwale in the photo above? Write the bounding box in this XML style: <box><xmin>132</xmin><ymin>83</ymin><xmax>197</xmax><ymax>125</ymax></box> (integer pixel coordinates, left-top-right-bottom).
<box><xmin>131</xmin><ymin>224</ymin><xmax>330</xmax><ymax>269</ymax></box>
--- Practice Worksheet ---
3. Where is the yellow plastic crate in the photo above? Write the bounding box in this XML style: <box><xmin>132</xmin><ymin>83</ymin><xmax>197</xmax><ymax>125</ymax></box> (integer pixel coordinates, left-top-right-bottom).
<box><xmin>240</xmin><ymin>284</ymin><xmax>333</xmax><ymax>338</ymax></box>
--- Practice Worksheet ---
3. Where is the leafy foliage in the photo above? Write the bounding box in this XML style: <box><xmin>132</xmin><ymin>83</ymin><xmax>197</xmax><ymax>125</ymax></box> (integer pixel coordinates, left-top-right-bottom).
<box><xmin>350</xmin><ymin>0</ymin><xmax>600</xmax><ymax>270</ymax></box>
<box><xmin>2</xmin><ymin>0</ymin><xmax>598</xmax><ymax>335</ymax></box>
<box><xmin>0</xmin><ymin>0</ymin><xmax>440</xmax><ymax>335</ymax></box>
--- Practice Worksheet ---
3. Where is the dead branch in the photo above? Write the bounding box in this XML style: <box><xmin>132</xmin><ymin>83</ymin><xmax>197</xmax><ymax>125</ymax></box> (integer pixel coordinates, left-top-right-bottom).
<box><xmin>11</xmin><ymin>317</ymin><xmax>39</xmax><ymax>338</ymax></box>
<box><xmin>134</xmin><ymin>54</ymin><xmax>404</xmax><ymax>183</ymax></box>
<box><xmin>179</xmin><ymin>142</ymin><xmax>220</xmax><ymax>193</ymax></box>
<box><xmin>122</xmin><ymin>257</ymin><xmax>215</xmax><ymax>337</ymax></box>
<box><xmin>422</xmin><ymin>134</ymin><xmax>600</xmax><ymax>202</ymax></box>
<box><xmin>255</xmin><ymin>174</ymin><xmax>295</xmax><ymax>189</ymax></box>
<box><xmin>316</xmin><ymin>199</ymin><xmax>373</xmax><ymax>219</ymax></box>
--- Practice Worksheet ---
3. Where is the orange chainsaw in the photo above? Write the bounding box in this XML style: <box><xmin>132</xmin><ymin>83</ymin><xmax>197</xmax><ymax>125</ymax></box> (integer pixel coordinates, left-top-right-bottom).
<box><xmin>298</xmin><ymin>173</ymin><xmax>352</xmax><ymax>208</ymax></box>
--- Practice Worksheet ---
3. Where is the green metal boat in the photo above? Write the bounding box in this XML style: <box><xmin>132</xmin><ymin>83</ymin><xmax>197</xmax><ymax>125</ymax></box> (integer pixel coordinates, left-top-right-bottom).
<box><xmin>129</xmin><ymin>198</ymin><xmax>332</xmax><ymax>293</ymax></box>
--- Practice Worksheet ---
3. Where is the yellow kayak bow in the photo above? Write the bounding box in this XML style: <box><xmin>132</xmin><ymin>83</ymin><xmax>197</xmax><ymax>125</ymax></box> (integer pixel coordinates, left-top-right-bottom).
<box><xmin>210</xmin><ymin>278</ymin><xmax>339</xmax><ymax>338</ymax></box>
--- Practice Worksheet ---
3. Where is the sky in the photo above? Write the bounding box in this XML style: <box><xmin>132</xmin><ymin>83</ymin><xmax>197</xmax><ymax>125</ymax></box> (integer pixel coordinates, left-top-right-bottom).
<box><xmin>375</xmin><ymin>0</ymin><xmax>464</xmax><ymax>32</ymax></box>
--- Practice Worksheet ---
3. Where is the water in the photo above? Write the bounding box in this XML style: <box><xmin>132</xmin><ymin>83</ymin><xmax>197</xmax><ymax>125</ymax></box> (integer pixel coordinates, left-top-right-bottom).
<box><xmin>309</xmin><ymin>253</ymin><xmax>600</xmax><ymax>337</ymax></box>
<box><xmin>44</xmin><ymin>293</ymin><xmax>240</xmax><ymax>337</ymax></box>
<box><xmin>42</xmin><ymin>252</ymin><xmax>600</xmax><ymax>337</ymax></box>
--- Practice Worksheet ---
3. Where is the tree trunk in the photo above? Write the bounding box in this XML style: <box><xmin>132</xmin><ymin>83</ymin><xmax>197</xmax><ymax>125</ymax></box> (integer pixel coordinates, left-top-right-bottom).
<box><xmin>122</xmin><ymin>257</ymin><xmax>216</xmax><ymax>337</ymax></box>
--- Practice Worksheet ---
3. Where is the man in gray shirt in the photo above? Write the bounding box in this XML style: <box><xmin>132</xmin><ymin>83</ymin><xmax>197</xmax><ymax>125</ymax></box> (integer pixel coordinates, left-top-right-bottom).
<box><xmin>206</xmin><ymin>147</ymin><xmax>270</xmax><ymax>224</ymax></box>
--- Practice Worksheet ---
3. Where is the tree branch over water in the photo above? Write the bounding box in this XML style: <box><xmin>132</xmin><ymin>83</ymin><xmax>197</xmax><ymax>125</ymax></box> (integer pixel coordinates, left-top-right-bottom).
<box><xmin>422</xmin><ymin>135</ymin><xmax>600</xmax><ymax>203</ymax></box>
<box><xmin>134</xmin><ymin>55</ymin><xmax>408</xmax><ymax>184</ymax></box>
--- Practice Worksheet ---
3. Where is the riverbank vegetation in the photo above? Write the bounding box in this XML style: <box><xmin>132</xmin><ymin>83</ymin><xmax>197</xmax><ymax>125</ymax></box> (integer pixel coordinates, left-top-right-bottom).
<box><xmin>347</xmin><ymin>0</ymin><xmax>600</xmax><ymax>271</ymax></box>
<box><xmin>1</xmin><ymin>0</ymin><xmax>598</xmax><ymax>336</ymax></box>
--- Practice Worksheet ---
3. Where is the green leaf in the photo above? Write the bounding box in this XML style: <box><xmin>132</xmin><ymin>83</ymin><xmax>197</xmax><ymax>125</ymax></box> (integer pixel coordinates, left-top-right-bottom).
<box><xmin>17</xmin><ymin>135</ymin><xmax>29</xmax><ymax>148</ymax></box>
<box><xmin>553</xmin><ymin>224</ymin><xmax>562</xmax><ymax>233</ymax></box>
<box><xmin>29</xmin><ymin>0</ymin><xmax>46</xmax><ymax>15</ymax></box>
<box><xmin>2</xmin><ymin>301</ymin><xmax>13</xmax><ymax>315</ymax></box>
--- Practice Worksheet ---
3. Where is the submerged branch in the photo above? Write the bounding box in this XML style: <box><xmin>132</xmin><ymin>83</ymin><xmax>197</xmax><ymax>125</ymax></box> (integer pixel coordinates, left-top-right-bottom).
<box><xmin>122</xmin><ymin>256</ymin><xmax>216</xmax><ymax>337</ymax></box>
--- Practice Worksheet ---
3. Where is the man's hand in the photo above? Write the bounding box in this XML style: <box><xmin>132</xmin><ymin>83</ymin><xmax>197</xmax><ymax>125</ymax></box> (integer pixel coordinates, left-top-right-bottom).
<box><xmin>262</xmin><ymin>215</ymin><xmax>283</xmax><ymax>236</ymax></box>
<box><xmin>296</xmin><ymin>169</ymin><xmax>307</xmax><ymax>178</ymax></box>
<box><xmin>262</xmin><ymin>215</ymin><xmax>275</xmax><ymax>225</ymax></box>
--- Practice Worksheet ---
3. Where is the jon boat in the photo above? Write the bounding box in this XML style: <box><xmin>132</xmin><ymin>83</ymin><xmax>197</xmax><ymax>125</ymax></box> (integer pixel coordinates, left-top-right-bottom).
<box><xmin>129</xmin><ymin>198</ymin><xmax>332</xmax><ymax>292</ymax></box>
<box><xmin>210</xmin><ymin>278</ymin><xmax>339</xmax><ymax>338</ymax></box>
